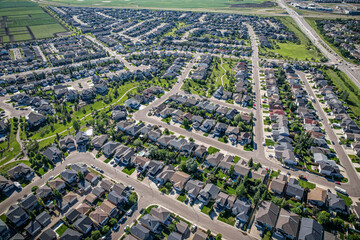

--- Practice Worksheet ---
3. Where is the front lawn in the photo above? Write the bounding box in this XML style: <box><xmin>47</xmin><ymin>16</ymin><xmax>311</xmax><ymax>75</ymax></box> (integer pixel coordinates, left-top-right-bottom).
<box><xmin>217</xmin><ymin>211</ymin><xmax>235</xmax><ymax>226</ymax></box>
<box><xmin>265</xmin><ymin>139</ymin><xmax>274</xmax><ymax>146</ymax></box>
<box><xmin>208</xmin><ymin>146</ymin><xmax>220</xmax><ymax>155</ymax></box>
<box><xmin>122</xmin><ymin>167</ymin><xmax>135</xmax><ymax>175</ymax></box>
<box><xmin>177</xmin><ymin>194</ymin><xmax>186</xmax><ymax>202</ymax></box>
<box><xmin>201</xmin><ymin>202</ymin><xmax>214</xmax><ymax>215</ymax></box>
<box><xmin>56</xmin><ymin>224</ymin><xmax>68</xmax><ymax>237</ymax></box>
<box><xmin>337</xmin><ymin>193</ymin><xmax>352</xmax><ymax>207</ymax></box>
<box><xmin>298</xmin><ymin>179</ymin><xmax>316</xmax><ymax>189</ymax></box>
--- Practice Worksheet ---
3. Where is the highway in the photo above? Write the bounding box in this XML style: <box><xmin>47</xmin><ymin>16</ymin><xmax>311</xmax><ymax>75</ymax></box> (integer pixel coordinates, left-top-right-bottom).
<box><xmin>276</xmin><ymin>0</ymin><xmax>360</xmax><ymax>89</ymax></box>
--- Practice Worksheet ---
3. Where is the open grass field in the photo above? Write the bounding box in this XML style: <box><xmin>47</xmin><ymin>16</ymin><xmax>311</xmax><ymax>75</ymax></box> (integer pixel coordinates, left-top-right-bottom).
<box><xmin>260</xmin><ymin>16</ymin><xmax>323</xmax><ymax>62</ymax></box>
<box><xmin>0</xmin><ymin>0</ymin><xmax>67</xmax><ymax>43</ymax></box>
<box><xmin>41</xmin><ymin>0</ymin><xmax>272</xmax><ymax>9</ymax></box>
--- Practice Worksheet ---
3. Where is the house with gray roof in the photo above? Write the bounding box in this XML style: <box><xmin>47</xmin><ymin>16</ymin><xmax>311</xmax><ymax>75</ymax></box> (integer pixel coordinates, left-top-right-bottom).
<box><xmin>140</xmin><ymin>214</ymin><xmax>161</xmax><ymax>233</ymax></box>
<box><xmin>19</xmin><ymin>194</ymin><xmax>39</xmax><ymax>211</ymax></box>
<box><xmin>102</xmin><ymin>141</ymin><xmax>121</xmax><ymax>157</ymax></box>
<box><xmin>74</xmin><ymin>214</ymin><xmax>93</xmax><ymax>234</ymax></box>
<box><xmin>36</xmin><ymin>211</ymin><xmax>51</xmax><ymax>227</ymax></box>
<box><xmin>285</xmin><ymin>178</ymin><xmax>304</xmax><ymax>200</ymax></box>
<box><xmin>255</xmin><ymin>201</ymin><xmax>280</xmax><ymax>231</ymax></box>
<box><xmin>205</xmin><ymin>152</ymin><xmax>224</xmax><ymax>168</ymax></box>
<box><xmin>232</xmin><ymin>198</ymin><xmax>252</xmax><ymax>224</ymax></box>
<box><xmin>327</xmin><ymin>192</ymin><xmax>346</xmax><ymax>213</ymax></box>
<box><xmin>298</xmin><ymin>218</ymin><xmax>323</xmax><ymax>240</ymax></box>
<box><xmin>91</xmin><ymin>135</ymin><xmax>108</xmax><ymax>149</ymax></box>
<box><xmin>198</xmin><ymin>183</ymin><xmax>220</xmax><ymax>205</ymax></box>
<box><xmin>25</xmin><ymin>220</ymin><xmax>42</xmax><ymax>236</ymax></box>
<box><xmin>60</xmin><ymin>228</ymin><xmax>82</xmax><ymax>240</ymax></box>
<box><xmin>185</xmin><ymin>179</ymin><xmax>205</xmax><ymax>199</ymax></box>
<box><xmin>130</xmin><ymin>224</ymin><xmax>150</xmax><ymax>240</ymax></box>
<box><xmin>274</xmin><ymin>209</ymin><xmax>300</xmax><ymax>240</ymax></box>
<box><xmin>0</xmin><ymin>219</ymin><xmax>10</xmax><ymax>240</ymax></box>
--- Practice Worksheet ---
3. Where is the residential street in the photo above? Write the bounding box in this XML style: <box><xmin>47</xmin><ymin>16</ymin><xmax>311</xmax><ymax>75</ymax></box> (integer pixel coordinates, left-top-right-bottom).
<box><xmin>297</xmin><ymin>71</ymin><xmax>360</xmax><ymax>196</ymax></box>
<box><xmin>0</xmin><ymin>152</ymin><xmax>257</xmax><ymax>240</ymax></box>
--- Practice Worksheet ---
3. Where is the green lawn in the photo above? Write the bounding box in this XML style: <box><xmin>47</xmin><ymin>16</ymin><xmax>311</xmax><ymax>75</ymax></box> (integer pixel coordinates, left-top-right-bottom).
<box><xmin>56</xmin><ymin>224</ymin><xmax>68</xmax><ymax>237</ymax></box>
<box><xmin>233</xmin><ymin>156</ymin><xmax>241</xmax><ymax>163</ymax></box>
<box><xmin>208</xmin><ymin>146</ymin><xmax>220</xmax><ymax>155</ymax></box>
<box><xmin>337</xmin><ymin>193</ymin><xmax>352</xmax><ymax>207</ymax></box>
<box><xmin>0</xmin><ymin>119</ymin><xmax>21</xmax><ymax>166</ymax></box>
<box><xmin>298</xmin><ymin>179</ymin><xmax>316</xmax><ymax>189</ymax></box>
<box><xmin>261</xmin><ymin>16</ymin><xmax>323</xmax><ymax>62</ymax></box>
<box><xmin>122</xmin><ymin>166</ymin><xmax>135</xmax><ymax>175</ymax></box>
<box><xmin>265</xmin><ymin>139</ymin><xmax>274</xmax><ymax>146</ymax></box>
<box><xmin>217</xmin><ymin>211</ymin><xmax>236</xmax><ymax>226</ymax></box>
<box><xmin>177</xmin><ymin>194</ymin><xmax>186</xmax><ymax>202</ymax></box>
<box><xmin>201</xmin><ymin>202</ymin><xmax>214</xmax><ymax>215</ymax></box>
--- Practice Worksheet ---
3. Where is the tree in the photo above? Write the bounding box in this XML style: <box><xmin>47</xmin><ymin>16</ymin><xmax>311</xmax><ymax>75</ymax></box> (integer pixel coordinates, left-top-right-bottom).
<box><xmin>168</xmin><ymin>223</ymin><xmax>176</xmax><ymax>232</ymax></box>
<box><xmin>164</xmin><ymin>128</ymin><xmax>170</xmax><ymax>135</ymax></box>
<box><xmin>128</xmin><ymin>192</ymin><xmax>138</xmax><ymax>205</ymax></box>
<box><xmin>216</xmin><ymin>234</ymin><xmax>222</xmax><ymax>240</ymax></box>
<box><xmin>91</xmin><ymin>230</ymin><xmax>101</xmax><ymax>240</ymax></box>
<box><xmin>186</xmin><ymin>158</ymin><xmax>197</xmax><ymax>173</ymax></box>
<box><xmin>102</xmin><ymin>225</ymin><xmax>110</xmax><ymax>234</ymax></box>
<box><xmin>109</xmin><ymin>218</ymin><xmax>117</xmax><ymax>226</ymax></box>
<box><xmin>183</xmin><ymin>118</ymin><xmax>190</xmax><ymax>130</ymax></box>
<box><xmin>133</xmin><ymin>139</ymin><xmax>143</xmax><ymax>147</ymax></box>
<box><xmin>53</xmin><ymin>189</ymin><xmax>62</xmax><ymax>199</ymax></box>
<box><xmin>31</xmin><ymin>186</ymin><xmax>38</xmax><ymax>193</ymax></box>
<box><xmin>78</xmin><ymin>172</ymin><xmax>84</xmax><ymax>181</ymax></box>
<box><xmin>73</xmin><ymin>120</ymin><xmax>80</xmax><ymax>132</ymax></box>
<box><xmin>235</xmin><ymin>183</ymin><xmax>246</xmax><ymax>198</ymax></box>
<box><xmin>248</xmin><ymin>158</ymin><xmax>254</xmax><ymax>168</ymax></box>
<box><xmin>317</xmin><ymin>211</ymin><xmax>330</xmax><ymax>225</ymax></box>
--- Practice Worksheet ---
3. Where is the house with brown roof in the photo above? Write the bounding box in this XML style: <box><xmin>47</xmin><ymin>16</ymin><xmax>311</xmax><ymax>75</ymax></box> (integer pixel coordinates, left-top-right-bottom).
<box><xmin>170</xmin><ymin>171</ymin><xmax>190</xmax><ymax>192</ymax></box>
<box><xmin>85</xmin><ymin>173</ymin><xmax>98</xmax><ymax>185</ymax></box>
<box><xmin>308</xmin><ymin>187</ymin><xmax>327</xmax><ymax>207</ymax></box>
<box><xmin>76</xmin><ymin>203</ymin><xmax>91</xmax><ymax>215</ymax></box>
<box><xmin>89</xmin><ymin>208</ymin><xmax>109</xmax><ymax>226</ymax></box>
<box><xmin>49</xmin><ymin>178</ymin><xmax>66</xmax><ymax>192</ymax></box>
<box><xmin>99</xmin><ymin>200</ymin><xmax>118</xmax><ymax>218</ymax></box>
<box><xmin>269</xmin><ymin>174</ymin><xmax>287</xmax><ymax>196</ymax></box>
<box><xmin>85</xmin><ymin>193</ymin><xmax>98</xmax><ymax>206</ymax></box>
<box><xmin>150</xmin><ymin>207</ymin><xmax>170</xmax><ymax>224</ymax></box>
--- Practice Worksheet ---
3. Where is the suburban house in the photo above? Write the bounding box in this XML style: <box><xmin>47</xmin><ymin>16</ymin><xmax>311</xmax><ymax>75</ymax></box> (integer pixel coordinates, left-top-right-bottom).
<box><xmin>198</xmin><ymin>183</ymin><xmax>220</xmax><ymax>205</ymax></box>
<box><xmin>273</xmin><ymin>209</ymin><xmax>300</xmax><ymax>240</ymax></box>
<box><xmin>255</xmin><ymin>201</ymin><xmax>280</xmax><ymax>231</ymax></box>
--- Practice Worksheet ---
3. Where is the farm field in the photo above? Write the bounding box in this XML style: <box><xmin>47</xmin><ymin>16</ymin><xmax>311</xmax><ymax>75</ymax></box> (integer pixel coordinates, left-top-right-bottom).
<box><xmin>0</xmin><ymin>0</ymin><xmax>67</xmax><ymax>43</ymax></box>
<box><xmin>260</xmin><ymin>16</ymin><xmax>324</xmax><ymax>62</ymax></box>
<box><xmin>40</xmin><ymin>0</ymin><xmax>274</xmax><ymax>9</ymax></box>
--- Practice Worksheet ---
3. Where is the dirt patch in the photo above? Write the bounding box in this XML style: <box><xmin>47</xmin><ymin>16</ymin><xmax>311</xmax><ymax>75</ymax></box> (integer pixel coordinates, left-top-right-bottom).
<box><xmin>26</xmin><ymin>26</ymin><xmax>35</xmax><ymax>40</ymax></box>
<box><xmin>228</xmin><ymin>1</ymin><xmax>277</xmax><ymax>8</ymax></box>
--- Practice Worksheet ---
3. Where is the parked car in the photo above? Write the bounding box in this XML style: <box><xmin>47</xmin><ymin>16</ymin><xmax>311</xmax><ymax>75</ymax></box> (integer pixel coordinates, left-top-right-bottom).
<box><xmin>14</xmin><ymin>182</ymin><xmax>21</xmax><ymax>189</ymax></box>
<box><xmin>126</xmin><ymin>209</ymin><xmax>133</xmax><ymax>216</ymax></box>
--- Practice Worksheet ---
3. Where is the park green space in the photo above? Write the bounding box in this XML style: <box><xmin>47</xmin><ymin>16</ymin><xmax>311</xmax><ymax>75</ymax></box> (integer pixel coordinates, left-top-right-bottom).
<box><xmin>0</xmin><ymin>0</ymin><xmax>67</xmax><ymax>43</ymax></box>
<box><xmin>260</xmin><ymin>16</ymin><xmax>323</xmax><ymax>62</ymax></box>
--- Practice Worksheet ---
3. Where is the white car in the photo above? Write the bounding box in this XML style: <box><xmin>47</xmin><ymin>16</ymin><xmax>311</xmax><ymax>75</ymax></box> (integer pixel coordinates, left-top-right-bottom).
<box><xmin>91</xmin><ymin>164</ymin><xmax>95</xmax><ymax>168</ymax></box>
<box><xmin>48</xmin><ymin>176</ymin><xmax>54</xmax><ymax>181</ymax></box>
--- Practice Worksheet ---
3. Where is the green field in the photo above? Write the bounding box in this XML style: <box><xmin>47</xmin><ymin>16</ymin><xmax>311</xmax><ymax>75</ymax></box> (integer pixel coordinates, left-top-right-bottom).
<box><xmin>260</xmin><ymin>16</ymin><xmax>323</xmax><ymax>62</ymax></box>
<box><xmin>41</xmin><ymin>0</ymin><xmax>271</xmax><ymax>9</ymax></box>
<box><xmin>0</xmin><ymin>0</ymin><xmax>67</xmax><ymax>43</ymax></box>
